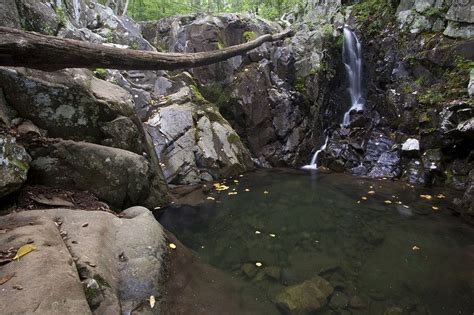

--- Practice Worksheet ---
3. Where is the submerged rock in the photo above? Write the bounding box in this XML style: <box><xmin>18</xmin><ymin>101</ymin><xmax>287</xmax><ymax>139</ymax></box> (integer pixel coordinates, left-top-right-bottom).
<box><xmin>275</xmin><ymin>276</ymin><xmax>333</xmax><ymax>314</ymax></box>
<box><xmin>329</xmin><ymin>291</ymin><xmax>349</xmax><ymax>310</ymax></box>
<box><xmin>0</xmin><ymin>134</ymin><xmax>31</xmax><ymax>198</ymax></box>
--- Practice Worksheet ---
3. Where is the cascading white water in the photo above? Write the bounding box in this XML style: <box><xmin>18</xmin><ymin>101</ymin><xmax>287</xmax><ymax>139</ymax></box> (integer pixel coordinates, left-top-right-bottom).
<box><xmin>302</xmin><ymin>27</ymin><xmax>364</xmax><ymax>170</ymax></box>
<box><xmin>342</xmin><ymin>27</ymin><xmax>364</xmax><ymax>126</ymax></box>
<box><xmin>72</xmin><ymin>0</ymin><xmax>80</xmax><ymax>24</ymax></box>
<box><xmin>301</xmin><ymin>135</ymin><xmax>329</xmax><ymax>170</ymax></box>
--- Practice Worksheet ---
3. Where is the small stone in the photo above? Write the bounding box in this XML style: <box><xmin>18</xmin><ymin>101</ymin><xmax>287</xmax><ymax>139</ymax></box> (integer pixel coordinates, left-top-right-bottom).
<box><xmin>13</xmin><ymin>285</ymin><xmax>23</xmax><ymax>290</ymax></box>
<box><xmin>82</xmin><ymin>223</ymin><xmax>89</xmax><ymax>228</ymax></box>
<box><xmin>275</xmin><ymin>276</ymin><xmax>334</xmax><ymax>314</ymax></box>
<box><xmin>349</xmin><ymin>295</ymin><xmax>367</xmax><ymax>309</ymax></box>
<box><xmin>329</xmin><ymin>291</ymin><xmax>349</xmax><ymax>309</ymax></box>
<box><xmin>384</xmin><ymin>306</ymin><xmax>404</xmax><ymax>315</ymax></box>
<box><xmin>241</xmin><ymin>263</ymin><xmax>257</xmax><ymax>278</ymax></box>
<box><xmin>263</xmin><ymin>266</ymin><xmax>281</xmax><ymax>280</ymax></box>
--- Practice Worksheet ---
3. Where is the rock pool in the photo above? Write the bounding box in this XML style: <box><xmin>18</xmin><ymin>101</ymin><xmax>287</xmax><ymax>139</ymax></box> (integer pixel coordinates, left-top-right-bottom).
<box><xmin>160</xmin><ymin>169</ymin><xmax>474</xmax><ymax>314</ymax></box>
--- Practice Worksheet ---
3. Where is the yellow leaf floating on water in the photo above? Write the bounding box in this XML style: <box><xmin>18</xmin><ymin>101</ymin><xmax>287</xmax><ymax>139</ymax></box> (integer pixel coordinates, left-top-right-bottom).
<box><xmin>368</xmin><ymin>191</ymin><xmax>375</xmax><ymax>195</ymax></box>
<box><xmin>432</xmin><ymin>206</ymin><xmax>440</xmax><ymax>211</ymax></box>
<box><xmin>213</xmin><ymin>183</ymin><xmax>230</xmax><ymax>191</ymax></box>
<box><xmin>420</xmin><ymin>194</ymin><xmax>432</xmax><ymax>200</ymax></box>
<box><xmin>149</xmin><ymin>295</ymin><xmax>156</xmax><ymax>309</ymax></box>
<box><xmin>263</xmin><ymin>191</ymin><xmax>269</xmax><ymax>194</ymax></box>
<box><xmin>255</xmin><ymin>262</ymin><xmax>263</xmax><ymax>267</ymax></box>
<box><xmin>269</xmin><ymin>234</ymin><xmax>276</xmax><ymax>238</ymax></box>
<box><xmin>412</xmin><ymin>245</ymin><xmax>420</xmax><ymax>251</ymax></box>
<box><xmin>384</xmin><ymin>200</ymin><xmax>392</xmax><ymax>204</ymax></box>
<box><xmin>255</xmin><ymin>230</ymin><xmax>261</xmax><ymax>234</ymax></box>
<box><xmin>361</xmin><ymin>196</ymin><xmax>368</xmax><ymax>200</ymax></box>
<box><xmin>228</xmin><ymin>192</ymin><xmax>238</xmax><ymax>196</ymax></box>
<box><xmin>206</xmin><ymin>197</ymin><xmax>215</xmax><ymax>201</ymax></box>
<box><xmin>244</xmin><ymin>188</ymin><xmax>250</xmax><ymax>192</ymax></box>
<box><xmin>13</xmin><ymin>244</ymin><xmax>36</xmax><ymax>261</ymax></box>
<box><xmin>436</xmin><ymin>194</ymin><xmax>446</xmax><ymax>199</ymax></box>
<box><xmin>169</xmin><ymin>243</ymin><xmax>177</xmax><ymax>250</ymax></box>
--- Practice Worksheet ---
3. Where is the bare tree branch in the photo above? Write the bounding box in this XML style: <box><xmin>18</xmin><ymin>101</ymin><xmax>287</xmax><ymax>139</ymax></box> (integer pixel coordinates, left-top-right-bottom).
<box><xmin>0</xmin><ymin>27</ymin><xmax>293</xmax><ymax>71</ymax></box>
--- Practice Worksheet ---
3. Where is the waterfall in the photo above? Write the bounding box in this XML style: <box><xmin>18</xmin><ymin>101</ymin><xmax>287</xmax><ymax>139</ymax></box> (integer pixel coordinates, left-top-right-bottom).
<box><xmin>302</xmin><ymin>135</ymin><xmax>329</xmax><ymax>170</ymax></box>
<box><xmin>341</xmin><ymin>27</ymin><xmax>364</xmax><ymax>126</ymax></box>
<box><xmin>302</xmin><ymin>27</ymin><xmax>364</xmax><ymax>170</ymax></box>
<box><xmin>72</xmin><ymin>0</ymin><xmax>80</xmax><ymax>24</ymax></box>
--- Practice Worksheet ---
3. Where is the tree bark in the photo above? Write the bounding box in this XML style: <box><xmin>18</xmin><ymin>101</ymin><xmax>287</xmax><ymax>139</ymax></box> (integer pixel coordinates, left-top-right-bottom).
<box><xmin>0</xmin><ymin>27</ymin><xmax>293</xmax><ymax>71</ymax></box>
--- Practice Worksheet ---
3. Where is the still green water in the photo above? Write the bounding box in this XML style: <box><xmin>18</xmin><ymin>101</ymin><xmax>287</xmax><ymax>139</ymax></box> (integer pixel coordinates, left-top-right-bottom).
<box><xmin>160</xmin><ymin>169</ymin><xmax>474</xmax><ymax>314</ymax></box>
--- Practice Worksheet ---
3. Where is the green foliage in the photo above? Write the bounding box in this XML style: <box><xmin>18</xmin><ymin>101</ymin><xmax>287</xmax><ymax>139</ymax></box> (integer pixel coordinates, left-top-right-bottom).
<box><xmin>55</xmin><ymin>7</ymin><xmax>67</xmax><ymax>27</ymax></box>
<box><xmin>352</xmin><ymin>0</ymin><xmax>396</xmax><ymax>37</ymax></box>
<box><xmin>423</xmin><ymin>7</ymin><xmax>446</xmax><ymax>18</ymax></box>
<box><xmin>417</xmin><ymin>89</ymin><xmax>444</xmax><ymax>105</ymax></box>
<box><xmin>190</xmin><ymin>84</ymin><xmax>209</xmax><ymax>104</ymax></box>
<box><xmin>126</xmin><ymin>0</ymin><xmax>302</xmax><ymax>21</ymax></box>
<box><xmin>105</xmin><ymin>31</ymin><xmax>114</xmax><ymax>43</ymax></box>
<box><xmin>243</xmin><ymin>31</ymin><xmax>257</xmax><ymax>42</ymax></box>
<box><xmin>227</xmin><ymin>133</ymin><xmax>240</xmax><ymax>144</ymax></box>
<box><xmin>294</xmin><ymin>77</ymin><xmax>307</xmax><ymax>94</ymax></box>
<box><xmin>129</xmin><ymin>42</ymin><xmax>139</xmax><ymax>50</ymax></box>
<box><xmin>203</xmin><ymin>82</ymin><xmax>233</xmax><ymax>108</ymax></box>
<box><xmin>321</xmin><ymin>24</ymin><xmax>333</xmax><ymax>38</ymax></box>
<box><xmin>416</xmin><ymin>57</ymin><xmax>473</xmax><ymax>107</ymax></box>
<box><xmin>93</xmin><ymin>68</ymin><xmax>107</xmax><ymax>80</ymax></box>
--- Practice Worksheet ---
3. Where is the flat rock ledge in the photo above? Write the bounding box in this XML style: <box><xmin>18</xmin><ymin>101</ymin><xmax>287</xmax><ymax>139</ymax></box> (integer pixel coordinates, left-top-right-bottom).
<box><xmin>0</xmin><ymin>206</ymin><xmax>166</xmax><ymax>314</ymax></box>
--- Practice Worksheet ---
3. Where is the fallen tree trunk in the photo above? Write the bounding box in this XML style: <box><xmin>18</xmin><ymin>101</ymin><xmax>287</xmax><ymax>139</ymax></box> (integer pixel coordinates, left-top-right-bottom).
<box><xmin>0</xmin><ymin>27</ymin><xmax>293</xmax><ymax>71</ymax></box>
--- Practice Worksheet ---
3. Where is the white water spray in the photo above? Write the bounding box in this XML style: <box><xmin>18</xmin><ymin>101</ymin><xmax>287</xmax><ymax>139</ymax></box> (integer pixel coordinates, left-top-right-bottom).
<box><xmin>302</xmin><ymin>27</ymin><xmax>364</xmax><ymax>170</ymax></box>
<box><xmin>72</xmin><ymin>0</ymin><xmax>80</xmax><ymax>24</ymax></box>
<box><xmin>302</xmin><ymin>135</ymin><xmax>329</xmax><ymax>170</ymax></box>
<box><xmin>342</xmin><ymin>27</ymin><xmax>364</xmax><ymax>126</ymax></box>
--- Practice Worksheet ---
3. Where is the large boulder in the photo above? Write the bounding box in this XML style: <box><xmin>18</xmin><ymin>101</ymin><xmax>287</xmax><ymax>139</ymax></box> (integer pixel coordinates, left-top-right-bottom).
<box><xmin>0</xmin><ymin>134</ymin><xmax>31</xmax><ymax>198</ymax></box>
<box><xmin>0</xmin><ymin>0</ymin><xmax>21</xmax><ymax>28</ymax></box>
<box><xmin>0</xmin><ymin>67</ymin><xmax>146</xmax><ymax>155</ymax></box>
<box><xmin>0</xmin><ymin>206</ymin><xmax>166</xmax><ymax>314</ymax></box>
<box><xmin>145</xmin><ymin>79</ymin><xmax>254</xmax><ymax>184</ymax></box>
<box><xmin>15</xmin><ymin>0</ymin><xmax>60</xmax><ymax>35</ymax></box>
<box><xmin>28</xmin><ymin>140</ymin><xmax>168</xmax><ymax>209</ymax></box>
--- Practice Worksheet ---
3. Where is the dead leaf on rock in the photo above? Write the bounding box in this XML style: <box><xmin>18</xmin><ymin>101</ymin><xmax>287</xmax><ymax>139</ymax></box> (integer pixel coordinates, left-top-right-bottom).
<box><xmin>0</xmin><ymin>273</ymin><xmax>15</xmax><ymax>285</ymax></box>
<box><xmin>13</xmin><ymin>244</ymin><xmax>36</xmax><ymax>261</ymax></box>
<box><xmin>149</xmin><ymin>295</ymin><xmax>156</xmax><ymax>308</ymax></box>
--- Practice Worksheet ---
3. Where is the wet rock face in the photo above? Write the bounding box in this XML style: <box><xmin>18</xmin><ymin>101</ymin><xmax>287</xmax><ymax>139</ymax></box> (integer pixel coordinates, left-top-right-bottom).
<box><xmin>29</xmin><ymin>140</ymin><xmax>167</xmax><ymax>209</ymax></box>
<box><xmin>0</xmin><ymin>135</ymin><xmax>31</xmax><ymax>198</ymax></box>
<box><xmin>223</xmin><ymin>61</ymin><xmax>310</xmax><ymax>166</ymax></box>
<box><xmin>142</xmin><ymin>12</ymin><xmax>338</xmax><ymax>168</ymax></box>
<box><xmin>143</xmin><ymin>13</ymin><xmax>281</xmax><ymax>86</ymax></box>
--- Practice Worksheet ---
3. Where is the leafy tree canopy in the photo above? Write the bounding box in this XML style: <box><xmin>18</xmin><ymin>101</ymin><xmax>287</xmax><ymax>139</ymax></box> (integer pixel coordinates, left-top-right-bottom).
<box><xmin>100</xmin><ymin>0</ymin><xmax>302</xmax><ymax>21</ymax></box>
